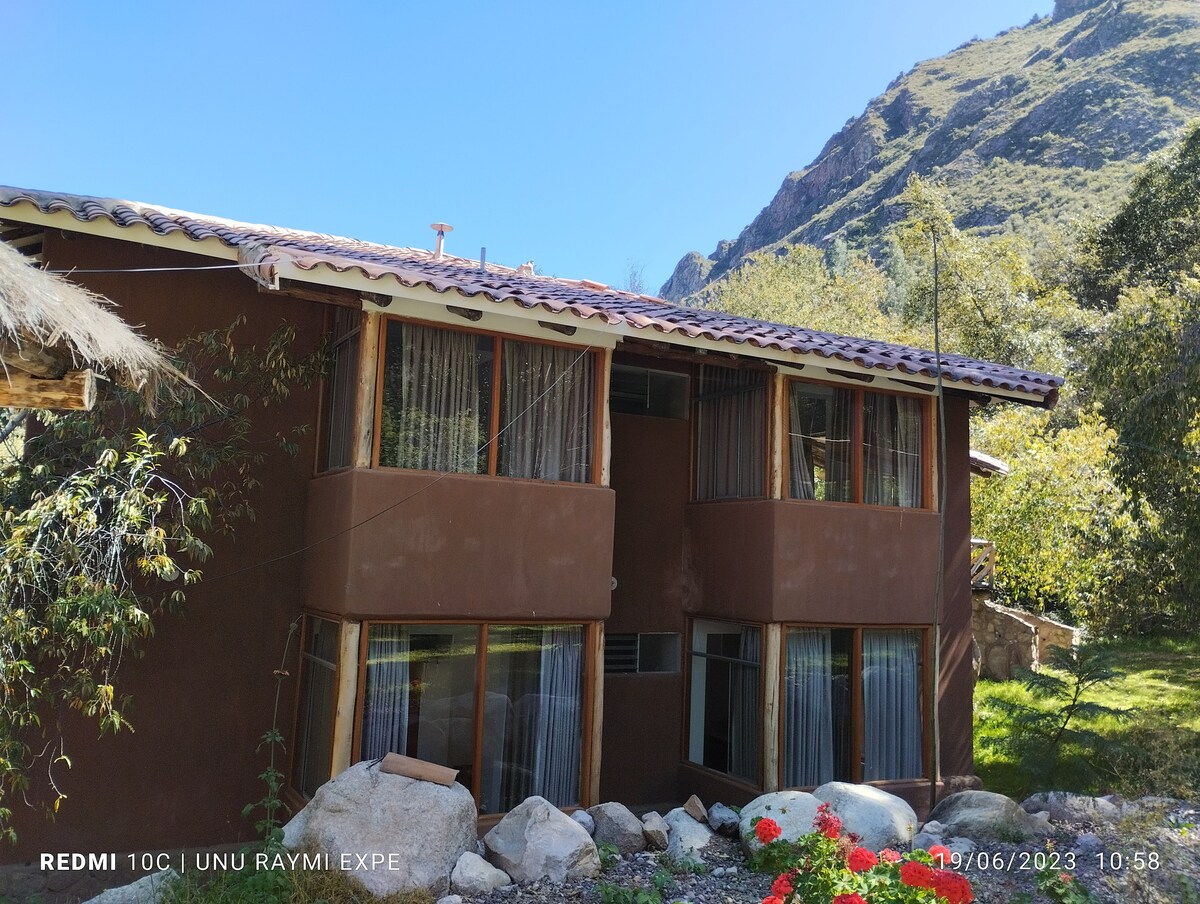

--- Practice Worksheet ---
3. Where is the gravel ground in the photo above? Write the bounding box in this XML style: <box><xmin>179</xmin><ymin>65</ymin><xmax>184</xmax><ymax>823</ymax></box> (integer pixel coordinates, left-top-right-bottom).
<box><xmin>455</xmin><ymin>800</ymin><xmax>1199</xmax><ymax>904</ymax></box>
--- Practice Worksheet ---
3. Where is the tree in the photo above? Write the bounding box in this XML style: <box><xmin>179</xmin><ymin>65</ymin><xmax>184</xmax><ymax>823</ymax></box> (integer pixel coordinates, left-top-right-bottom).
<box><xmin>0</xmin><ymin>317</ymin><xmax>322</xmax><ymax>837</ymax></box>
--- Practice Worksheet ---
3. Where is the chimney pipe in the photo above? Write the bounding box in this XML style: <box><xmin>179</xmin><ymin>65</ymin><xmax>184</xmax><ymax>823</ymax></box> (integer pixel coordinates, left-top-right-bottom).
<box><xmin>430</xmin><ymin>222</ymin><xmax>453</xmax><ymax>260</ymax></box>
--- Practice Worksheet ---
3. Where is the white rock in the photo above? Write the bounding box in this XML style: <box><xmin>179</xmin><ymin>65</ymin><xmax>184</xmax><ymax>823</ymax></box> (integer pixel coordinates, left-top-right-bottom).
<box><xmin>588</xmin><ymin>802</ymin><xmax>647</xmax><ymax>854</ymax></box>
<box><xmin>664</xmin><ymin>806</ymin><xmax>719</xmax><ymax>866</ymax></box>
<box><xmin>84</xmin><ymin>870</ymin><xmax>178</xmax><ymax>904</ymax></box>
<box><xmin>571</xmin><ymin>810</ymin><xmax>596</xmax><ymax>835</ymax></box>
<box><xmin>437</xmin><ymin>896</ymin><xmax>464</xmax><ymax>904</ymax></box>
<box><xmin>282</xmin><ymin>761</ymin><xmax>476</xmax><ymax>898</ymax></box>
<box><xmin>484</xmin><ymin>796</ymin><xmax>600</xmax><ymax>883</ymax></box>
<box><xmin>928</xmin><ymin>790</ymin><xmax>1053</xmax><ymax>842</ymax></box>
<box><xmin>945</xmin><ymin>836</ymin><xmax>976</xmax><ymax>857</ymax></box>
<box><xmin>642</xmin><ymin>811</ymin><xmax>670</xmax><ymax>851</ymax></box>
<box><xmin>707</xmin><ymin>802</ymin><xmax>740</xmax><ymax>837</ymax></box>
<box><xmin>1020</xmin><ymin>792</ymin><xmax>1120</xmax><ymax>825</ymax></box>
<box><xmin>738</xmin><ymin>790</ymin><xmax>823</xmax><ymax>854</ymax></box>
<box><xmin>812</xmin><ymin>782</ymin><xmax>917</xmax><ymax>851</ymax></box>
<box><xmin>921</xmin><ymin>819</ymin><xmax>946</xmax><ymax>835</ymax></box>
<box><xmin>451</xmin><ymin>851</ymin><xmax>512</xmax><ymax>896</ymax></box>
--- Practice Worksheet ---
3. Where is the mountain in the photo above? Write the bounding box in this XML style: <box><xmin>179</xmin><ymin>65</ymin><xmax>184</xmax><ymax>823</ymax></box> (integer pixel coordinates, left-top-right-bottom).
<box><xmin>661</xmin><ymin>0</ymin><xmax>1200</xmax><ymax>300</ymax></box>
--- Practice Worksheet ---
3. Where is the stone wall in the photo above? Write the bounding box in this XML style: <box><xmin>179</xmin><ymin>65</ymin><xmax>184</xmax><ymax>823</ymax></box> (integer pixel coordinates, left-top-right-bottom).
<box><xmin>972</xmin><ymin>592</ymin><xmax>1080</xmax><ymax>680</ymax></box>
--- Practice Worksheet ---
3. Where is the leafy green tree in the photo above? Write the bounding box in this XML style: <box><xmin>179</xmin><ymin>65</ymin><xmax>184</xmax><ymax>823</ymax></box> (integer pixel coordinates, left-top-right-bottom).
<box><xmin>0</xmin><ymin>317</ymin><xmax>322</xmax><ymax>838</ymax></box>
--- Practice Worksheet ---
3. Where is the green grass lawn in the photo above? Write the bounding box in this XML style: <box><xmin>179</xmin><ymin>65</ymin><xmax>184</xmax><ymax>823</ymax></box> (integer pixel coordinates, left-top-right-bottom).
<box><xmin>974</xmin><ymin>635</ymin><xmax>1200</xmax><ymax>801</ymax></box>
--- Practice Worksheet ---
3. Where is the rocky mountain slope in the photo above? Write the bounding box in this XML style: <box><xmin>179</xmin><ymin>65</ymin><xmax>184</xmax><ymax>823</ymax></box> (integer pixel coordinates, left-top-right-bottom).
<box><xmin>661</xmin><ymin>0</ymin><xmax>1200</xmax><ymax>300</ymax></box>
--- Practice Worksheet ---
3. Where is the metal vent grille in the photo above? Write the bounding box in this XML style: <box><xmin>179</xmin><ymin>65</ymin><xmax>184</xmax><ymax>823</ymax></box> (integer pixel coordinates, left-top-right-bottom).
<box><xmin>604</xmin><ymin>634</ymin><xmax>639</xmax><ymax>673</ymax></box>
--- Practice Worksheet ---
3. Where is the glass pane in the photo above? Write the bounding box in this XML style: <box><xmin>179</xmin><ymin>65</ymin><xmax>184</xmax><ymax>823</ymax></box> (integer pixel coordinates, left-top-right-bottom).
<box><xmin>293</xmin><ymin>617</ymin><xmax>339</xmax><ymax>798</ymax></box>
<box><xmin>324</xmin><ymin>309</ymin><xmax>360</xmax><ymax>470</ymax></box>
<box><xmin>782</xmin><ymin>627</ymin><xmax>853</xmax><ymax>788</ymax></box>
<box><xmin>788</xmin><ymin>384</ymin><xmax>853</xmax><ymax>501</ymax></box>
<box><xmin>379</xmin><ymin>322</ymin><xmax>492</xmax><ymax>473</ymax></box>
<box><xmin>862</xmin><ymin>629</ymin><xmax>924</xmax><ymax>780</ymax></box>
<box><xmin>693</xmin><ymin>367</ymin><xmax>767</xmax><ymax>500</ymax></box>
<box><xmin>481</xmin><ymin>625</ymin><xmax>584</xmax><ymax>813</ymax></box>
<box><xmin>498</xmin><ymin>341</ymin><xmax>594</xmax><ymax>482</ymax></box>
<box><xmin>360</xmin><ymin>625</ymin><xmax>479</xmax><ymax>793</ymax></box>
<box><xmin>687</xmin><ymin>621</ymin><xmax>760</xmax><ymax>783</ymax></box>
<box><xmin>863</xmin><ymin>393</ymin><xmax>924</xmax><ymax>507</ymax></box>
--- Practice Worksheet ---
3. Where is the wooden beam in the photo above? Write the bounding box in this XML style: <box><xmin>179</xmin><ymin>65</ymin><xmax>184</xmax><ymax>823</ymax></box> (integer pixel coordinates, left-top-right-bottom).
<box><xmin>585</xmin><ymin>622</ymin><xmax>604</xmax><ymax>806</ymax></box>
<box><xmin>329</xmin><ymin>620</ymin><xmax>361</xmax><ymax>779</ymax></box>
<box><xmin>762</xmin><ymin>623</ymin><xmax>781</xmax><ymax>792</ymax></box>
<box><xmin>355</xmin><ymin>313</ymin><xmax>381</xmax><ymax>468</ymax></box>
<box><xmin>0</xmin><ymin>337</ymin><xmax>71</xmax><ymax>379</ymax></box>
<box><xmin>0</xmin><ymin>369</ymin><xmax>95</xmax><ymax>410</ymax></box>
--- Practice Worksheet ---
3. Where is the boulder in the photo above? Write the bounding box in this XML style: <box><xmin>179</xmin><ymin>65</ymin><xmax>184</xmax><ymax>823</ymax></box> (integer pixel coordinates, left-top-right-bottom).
<box><xmin>588</xmin><ymin>802</ymin><xmax>647</xmax><ymax>854</ymax></box>
<box><xmin>664</xmin><ymin>807</ymin><xmax>719</xmax><ymax>866</ymax></box>
<box><xmin>642</xmin><ymin>811</ymin><xmax>670</xmax><ymax>851</ymax></box>
<box><xmin>1020</xmin><ymin>792</ymin><xmax>1119</xmax><ymax>825</ymax></box>
<box><xmin>928</xmin><ymin>791</ymin><xmax>1053</xmax><ymax>842</ymax></box>
<box><xmin>437</xmin><ymin>896</ymin><xmax>463</xmax><ymax>904</ymax></box>
<box><xmin>684</xmin><ymin>794</ymin><xmax>708</xmax><ymax>823</ymax></box>
<box><xmin>738</xmin><ymin>791</ymin><xmax>823</xmax><ymax>854</ymax></box>
<box><xmin>707</xmin><ymin>802</ymin><xmax>740</xmax><ymax>837</ymax></box>
<box><xmin>571</xmin><ymin>810</ymin><xmax>596</xmax><ymax>835</ymax></box>
<box><xmin>813</xmin><ymin>781</ymin><xmax>917</xmax><ymax>850</ymax></box>
<box><xmin>451</xmin><ymin>852</ymin><xmax>512</xmax><ymax>896</ymax></box>
<box><xmin>282</xmin><ymin>761</ymin><xmax>476</xmax><ymax>898</ymax></box>
<box><xmin>483</xmin><ymin>796</ymin><xmax>600</xmax><ymax>883</ymax></box>
<box><xmin>83</xmin><ymin>870</ymin><xmax>178</xmax><ymax>904</ymax></box>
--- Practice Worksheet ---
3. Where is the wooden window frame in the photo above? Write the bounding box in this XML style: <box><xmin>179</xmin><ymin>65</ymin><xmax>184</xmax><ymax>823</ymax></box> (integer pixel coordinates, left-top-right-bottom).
<box><xmin>350</xmin><ymin>618</ymin><xmax>600</xmax><ymax>814</ymax></box>
<box><xmin>288</xmin><ymin>613</ymin><xmax>343</xmax><ymax>801</ymax></box>
<box><xmin>371</xmin><ymin>315</ymin><xmax>604</xmax><ymax>486</ymax></box>
<box><xmin>315</xmin><ymin>308</ymin><xmax>364</xmax><ymax>474</ymax></box>
<box><xmin>782</xmin><ymin>377</ymin><xmax>936</xmax><ymax>510</ymax></box>
<box><xmin>774</xmin><ymin>623</ymin><xmax>932</xmax><ymax>789</ymax></box>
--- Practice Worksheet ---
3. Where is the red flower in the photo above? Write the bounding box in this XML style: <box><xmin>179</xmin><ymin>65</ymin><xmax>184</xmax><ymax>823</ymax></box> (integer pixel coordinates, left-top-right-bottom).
<box><xmin>761</xmin><ymin>897</ymin><xmax>785</xmax><ymax>904</ymax></box>
<box><xmin>899</xmin><ymin>860</ymin><xmax>936</xmax><ymax>889</ymax></box>
<box><xmin>755</xmin><ymin>817</ymin><xmax>782</xmax><ymax>845</ymax></box>
<box><xmin>832</xmin><ymin>895</ymin><xmax>867</xmax><ymax>904</ymax></box>
<box><xmin>932</xmin><ymin>868</ymin><xmax>974</xmax><ymax>904</ymax></box>
<box><xmin>879</xmin><ymin>848</ymin><xmax>902</xmax><ymax>863</ymax></box>
<box><xmin>928</xmin><ymin>844</ymin><xmax>952</xmax><ymax>866</ymax></box>
<box><xmin>770</xmin><ymin>875</ymin><xmax>793</xmax><ymax>897</ymax></box>
<box><xmin>813</xmin><ymin>802</ymin><xmax>843</xmax><ymax>839</ymax></box>
<box><xmin>847</xmin><ymin>847</ymin><xmax>878</xmax><ymax>873</ymax></box>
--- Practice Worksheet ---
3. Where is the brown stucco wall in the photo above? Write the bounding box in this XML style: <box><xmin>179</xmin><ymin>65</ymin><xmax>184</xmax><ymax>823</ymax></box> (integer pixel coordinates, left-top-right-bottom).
<box><xmin>7</xmin><ymin>233</ymin><xmax>323</xmax><ymax>861</ymax></box>
<box><xmin>303</xmin><ymin>469</ymin><xmax>614</xmax><ymax>620</ymax></box>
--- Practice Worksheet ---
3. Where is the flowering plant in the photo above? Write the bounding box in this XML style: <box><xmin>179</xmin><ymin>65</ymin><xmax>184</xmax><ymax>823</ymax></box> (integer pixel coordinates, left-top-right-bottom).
<box><xmin>750</xmin><ymin>804</ymin><xmax>973</xmax><ymax>904</ymax></box>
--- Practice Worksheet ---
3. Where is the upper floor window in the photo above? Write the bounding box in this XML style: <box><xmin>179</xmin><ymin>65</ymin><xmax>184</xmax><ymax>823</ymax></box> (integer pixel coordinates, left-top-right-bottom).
<box><xmin>787</xmin><ymin>381</ymin><xmax>928</xmax><ymax>508</ymax></box>
<box><xmin>319</xmin><ymin>308</ymin><xmax>361</xmax><ymax>472</ymax></box>
<box><xmin>377</xmin><ymin>320</ymin><xmax>596</xmax><ymax>483</ymax></box>
<box><xmin>693</xmin><ymin>365</ymin><xmax>767</xmax><ymax>500</ymax></box>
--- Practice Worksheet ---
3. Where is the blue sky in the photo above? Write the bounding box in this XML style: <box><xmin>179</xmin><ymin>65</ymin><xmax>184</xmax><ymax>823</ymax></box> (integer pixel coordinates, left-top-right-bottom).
<box><xmin>6</xmin><ymin>1</ymin><xmax>1050</xmax><ymax>292</ymax></box>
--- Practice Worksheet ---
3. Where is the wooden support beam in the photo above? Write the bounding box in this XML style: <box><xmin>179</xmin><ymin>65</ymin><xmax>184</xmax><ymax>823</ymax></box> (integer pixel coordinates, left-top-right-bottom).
<box><xmin>0</xmin><ymin>369</ymin><xmax>95</xmax><ymax>410</ymax></box>
<box><xmin>355</xmin><ymin>312</ymin><xmax>381</xmax><ymax>468</ymax></box>
<box><xmin>585</xmin><ymin>622</ymin><xmax>605</xmax><ymax>807</ymax></box>
<box><xmin>762</xmin><ymin>623</ymin><xmax>781</xmax><ymax>792</ymax></box>
<box><xmin>329</xmin><ymin>620</ymin><xmax>361</xmax><ymax>779</ymax></box>
<box><xmin>0</xmin><ymin>337</ymin><xmax>71</xmax><ymax>379</ymax></box>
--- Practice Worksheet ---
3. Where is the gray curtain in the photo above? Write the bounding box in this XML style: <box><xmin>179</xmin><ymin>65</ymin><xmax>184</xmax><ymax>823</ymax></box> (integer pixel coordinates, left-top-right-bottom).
<box><xmin>360</xmin><ymin>625</ymin><xmax>411</xmax><ymax>760</ymax></box>
<box><xmin>728</xmin><ymin>626</ymin><xmax>762</xmax><ymax>783</ymax></box>
<box><xmin>499</xmin><ymin>342</ymin><xmax>593</xmax><ymax>482</ymax></box>
<box><xmin>862</xmin><ymin>629</ymin><xmax>923</xmax><ymax>780</ymax></box>
<box><xmin>784</xmin><ymin>628</ymin><xmax>834</xmax><ymax>787</ymax></box>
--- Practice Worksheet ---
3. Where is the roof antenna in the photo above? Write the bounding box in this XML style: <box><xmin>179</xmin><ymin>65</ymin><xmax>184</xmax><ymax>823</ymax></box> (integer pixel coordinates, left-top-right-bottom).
<box><xmin>430</xmin><ymin>222</ymin><xmax>453</xmax><ymax>260</ymax></box>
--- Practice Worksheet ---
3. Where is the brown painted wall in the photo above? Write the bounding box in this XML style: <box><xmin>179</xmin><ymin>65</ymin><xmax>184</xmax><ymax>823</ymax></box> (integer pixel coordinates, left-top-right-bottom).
<box><xmin>7</xmin><ymin>233</ymin><xmax>323</xmax><ymax>860</ymax></box>
<box><xmin>304</xmin><ymin>469</ymin><xmax>614</xmax><ymax>620</ymax></box>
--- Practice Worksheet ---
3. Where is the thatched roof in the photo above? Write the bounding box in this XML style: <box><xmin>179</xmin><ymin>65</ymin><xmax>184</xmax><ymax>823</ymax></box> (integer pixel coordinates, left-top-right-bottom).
<box><xmin>0</xmin><ymin>239</ymin><xmax>178</xmax><ymax>392</ymax></box>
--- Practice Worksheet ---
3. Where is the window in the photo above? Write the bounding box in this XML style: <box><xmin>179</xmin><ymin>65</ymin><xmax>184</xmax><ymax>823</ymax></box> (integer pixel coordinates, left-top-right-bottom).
<box><xmin>604</xmin><ymin>633</ymin><xmax>682</xmax><ymax>674</ymax></box>
<box><xmin>292</xmin><ymin>617</ymin><xmax>339</xmax><ymax>798</ymax></box>
<box><xmin>693</xmin><ymin>366</ymin><xmax>767</xmax><ymax>500</ymax></box>
<box><xmin>358</xmin><ymin>622</ymin><xmax>586</xmax><ymax>814</ymax></box>
<box><xmin>610</xmin><ymin>365</ymin><xmax>689</xmax><ymax>418</ymax></box>
<box><xmin>786</xmin><ymin>380</ymin><xmax>928</xmax><ymax>508</ymax></box>
<box><xmin>320</xmin><ymin>309</ymin><xmax>361</xmax><ymax>471</ymax></box>
<box><xmin>782</xmin><ymin>626</ymin><xmax>925</xmax><ymax>787</ymax></box>
<box><xmin>687</xmin><ymin>620</ymin><xmax>761</xmax><ymax>783</ymax></box>
<box><xmin>377</xmin><ymin>320</ymin><xmax>596</xmax><ymax>482</ymax></box>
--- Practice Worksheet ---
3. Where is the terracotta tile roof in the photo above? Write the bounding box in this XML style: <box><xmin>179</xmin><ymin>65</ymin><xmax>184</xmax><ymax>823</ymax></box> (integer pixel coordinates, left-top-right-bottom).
<box><xmin>0</xmin><ymin>186</ymin><xmax>1063</xmax><ymax>404</ymax></box>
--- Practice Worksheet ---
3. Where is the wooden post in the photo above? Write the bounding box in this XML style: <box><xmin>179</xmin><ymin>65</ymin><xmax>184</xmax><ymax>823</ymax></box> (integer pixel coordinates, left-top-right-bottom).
<box><xmin>354</xmin><ymin>312</ymin><xmax>380</xmax><ymax>469</ymax></box>
<box><xmin>598</xmin><ymin>347</ymin><xmax>613</xmax><ymax>488</ymax></box>
<box><xmin>0</xmin><ymin>369</ymin><xmax>95</xmax><ymax>411</ymax></box>
<box><xmin>762</xmin><ymin>623</ymin><xmax>782</xmax><ymax>791</ymax></box>
<box><xmin>329</xmin><ymin>620</ymin><xmax>361</xmax><ymax>778</ymax></box>
<box><xmin>585</xmin><ymin>622</ymin><xmax>605</xmax><ymax>806</ymax></box>
<box><xmin>770</xmin><ymin>373</ymin><xmax>786</xmax><ymax>499</ymax></box>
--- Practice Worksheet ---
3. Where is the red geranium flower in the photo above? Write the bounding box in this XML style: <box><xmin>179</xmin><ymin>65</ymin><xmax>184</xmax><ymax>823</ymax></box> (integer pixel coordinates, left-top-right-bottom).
<box><xmin>847</xmin><ymin>847</ymin><xmax>878</xmax><ymax>873</ymax></box>
<box><xmin>899</xmin><ymin>860</ymin><xmax>936</xmax><ymax>889</ymax></box>
<box><xmin>932</xmin><ymin>868</ymin><xmax>974</xmax><ymax>904</ymax></box>
<box><xmin>771</xmin><ymin>875</ymin><xmax>793</xmax><ymax>897</ymax></box>
<box><xmin>879</xmin><ymin>848</ymin><xmax>902</xmax><ymax>863</ymax></box>
<box><xmin>928</xmin><ymin>844</ymin><xmax>952</xmax><ymax>866</ymax></box>
<box><xmin>755</xmin><ymin>817</ymin><xmax>783</xmax><ymax>845</ymax></box>
<box><xmin>832</xmin><ymin>895</ymin><xmax>867</xmax><ymax>904</ymax></box>
<box><xmin>761</xmin><ymin>897</ymin><xmax>785</xmax><ymax>904</ymax></box>
<box><xmin>813</xmin><ymin>802</ymin><xmax>843</xmax><ymax>839</ymax></box>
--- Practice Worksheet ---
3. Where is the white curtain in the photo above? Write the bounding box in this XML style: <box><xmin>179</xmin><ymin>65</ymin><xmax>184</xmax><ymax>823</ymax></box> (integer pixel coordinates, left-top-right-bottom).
<box><xmin>499</xmin><ymin>342</ymin><xmax>593</xmax><ymax>482</ymax></box>
<box><xmin>391</xmin><ymin>324</ymin><xmax>486</xmax><ymax>472</ymax></box>
<box><xmin>530</xmin><ymin>626</ymin><xmax>583</xmax><ymax>806</ymax></box>
<box><xmin>360</xmin><ymin>625</ymin><xmax>411</xmax><ymax>760</ymax></box>
<box><xmin>787</xmin><ymin>387</ymin><xmax>816</xmax><ymax>500</ymax></box>
<box><xmin>728</xmin><ymin>626</ymin><xmax>761</xmax><ymax>783</ymax></box>
<box><xmin>862</xmin><ymin>629</ymin><xmax>923</xmax><ymax>780</ymax></box>
<box><xmin>896</xmin><ymin>397</ymin><xmax>923</xmax><ymax>507</ymax></box>
<box><xmin>784</xmin><ymin>629</ymin><xmax>834</xmax><ymax>787</ymax></box>
<box><xmin>865</xmin><ymin>393</ymin><xmax>923</xmax><ymax>507</ymax></box>
<box><xmin>695</xmin><ymin>367</ymin><xmax>766</xmax><ymax>499</ymax></box>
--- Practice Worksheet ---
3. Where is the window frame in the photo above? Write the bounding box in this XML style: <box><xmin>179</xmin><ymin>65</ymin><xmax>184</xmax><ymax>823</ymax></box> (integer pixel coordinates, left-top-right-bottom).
<box><xmin>775</xmin><ymin>623</ymin><xmax>932</xmax><ymax>789</ymax></box>
<box><xmin>372</xmin><ymin>315</ymin><xmax>604</xmax><ymax>486</ymax></box>
<box><xmin>783</xmin><ymin>377</ymin><xmax>935</xmax><ymax>510</ymax></box>
<box><xmin>690</xmin><ymin>362</ymin><xmax>773</xmax><ymax>502</ymax></box>
<box><xmin>350</xmin><ymin>618</ymin><xmax>600</xmax><ymax>814</ymax></box>
<box><xmin>316</xmin><ymin>307</ymin><xmax>363</xmax><ymax>473</ymax></box>
<box><xmin>289</xmin><ymin>614</ymin><xmax>343</xmax><ymax>800</ymax></box>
